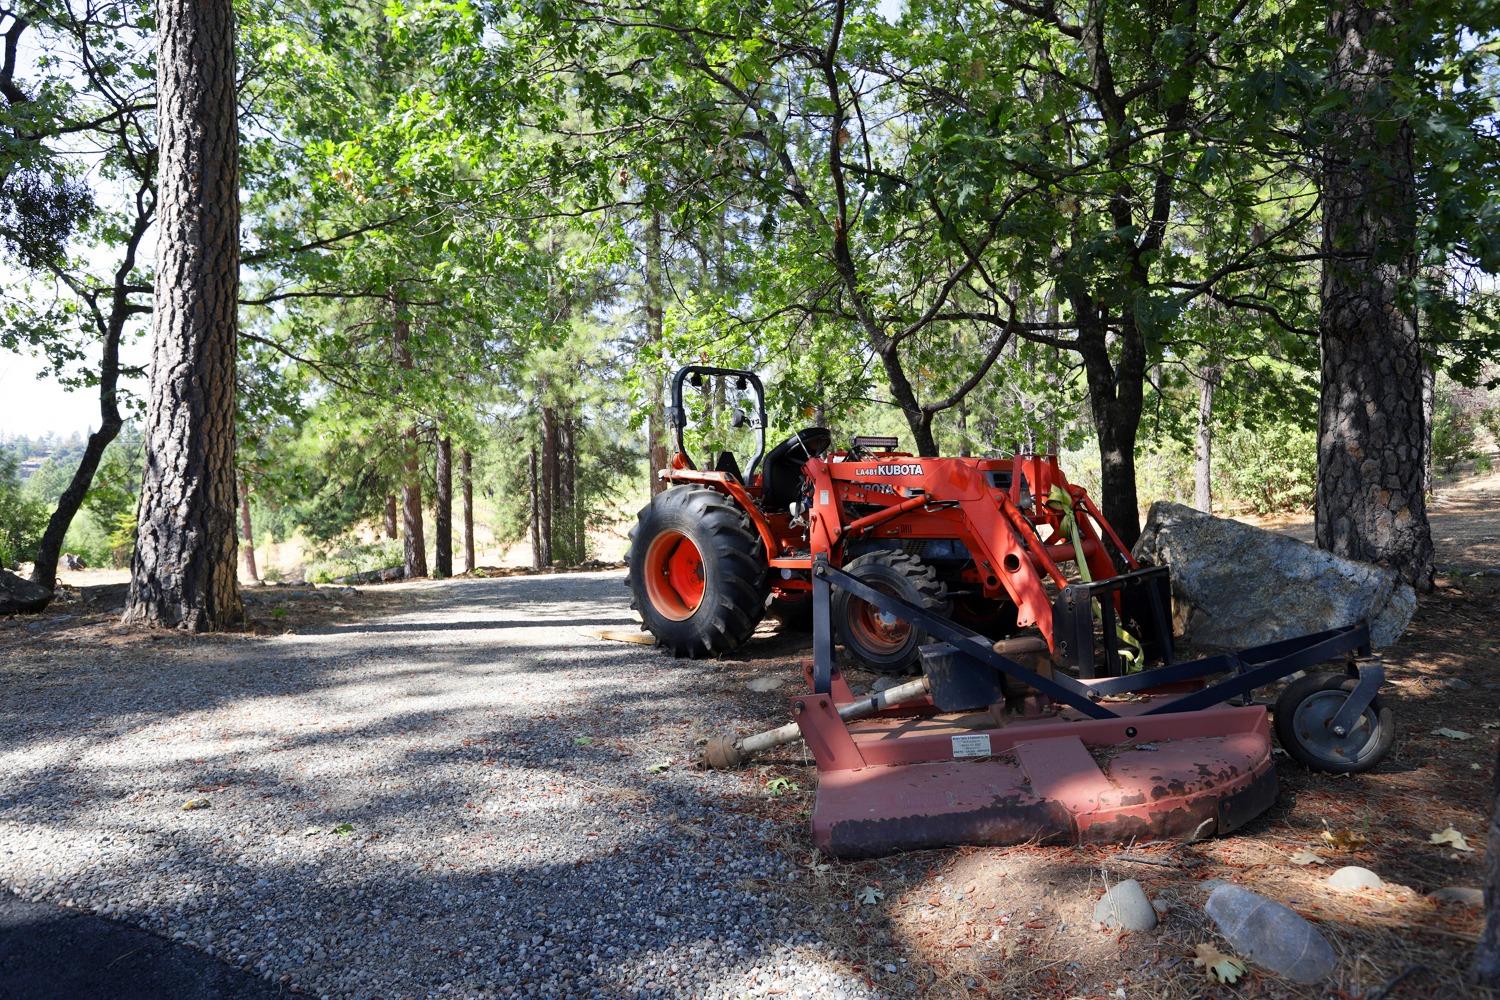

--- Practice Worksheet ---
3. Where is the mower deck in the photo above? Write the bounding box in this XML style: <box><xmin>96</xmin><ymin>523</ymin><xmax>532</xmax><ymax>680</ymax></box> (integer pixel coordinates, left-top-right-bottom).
<box><xmin>808</xmin><ymin>698</ymin><xmax>1277</xmax><ymax>857</ymax></box>
<box><xmin>778</xmin><ymin>560</ymin><xmax>1381</xmax><ymax>858</ymax></box>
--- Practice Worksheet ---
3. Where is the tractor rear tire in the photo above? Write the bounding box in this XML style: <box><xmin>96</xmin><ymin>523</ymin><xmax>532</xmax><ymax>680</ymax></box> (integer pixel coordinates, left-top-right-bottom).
<box><xmin>627</xmin><ymin>486</ymin><xmax>769</xmax><ymax>658</ymax></box>
<box><xmin>833</xmin><ymin>550</ymin><xmax>949</xmax><ymax>675</ymax></box>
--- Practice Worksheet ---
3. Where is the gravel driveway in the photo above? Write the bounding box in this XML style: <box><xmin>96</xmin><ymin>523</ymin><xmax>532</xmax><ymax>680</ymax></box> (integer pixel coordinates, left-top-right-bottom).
<box><xmin>0</xmin><ymin>572</ymin><xmax>876</xmax><ymax>999</ymax></box>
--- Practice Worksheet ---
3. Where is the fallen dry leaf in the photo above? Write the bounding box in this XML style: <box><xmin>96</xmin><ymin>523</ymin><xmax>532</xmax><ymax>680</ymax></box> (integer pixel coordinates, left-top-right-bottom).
<box><xmin>1288</xmin><ymin>848</ymin><xmax>1322</xmax><ymax>866</ymax></box>
<box><xmin>1193</xmin><ymin>942</ymin><xmax>1247</xmax><ymax>984</ymax></box>
<box><xmin>1431</xmin><ymin>727</ymin><xmax>1474</xmax><ymax>740</ymax></box>
<box><xmin>1321</xmin><ymin>827</ymin><xmax>1368</xmax><ymax>851</ymax></box>
<box><xmin>180</xmin><ymin>797</ymin><xmax>210</xmax><ymax>811</ymax></box>
<box><xmin>1430</xmin><ymin>826</ymin><xmax>1474</xmax><ymax>852</ymax></box>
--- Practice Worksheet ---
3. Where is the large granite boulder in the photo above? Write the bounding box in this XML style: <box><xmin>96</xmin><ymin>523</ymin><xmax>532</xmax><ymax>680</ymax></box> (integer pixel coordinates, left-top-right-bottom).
<box><xmin>0</xmin><ymin>569</ymin><xmax>52</xmax><ymax>614</ymax></box>
<box><xmin>1133</xmin><ymin>502</ymin><xmax>1414</xmax><ymax>650</ymax></box>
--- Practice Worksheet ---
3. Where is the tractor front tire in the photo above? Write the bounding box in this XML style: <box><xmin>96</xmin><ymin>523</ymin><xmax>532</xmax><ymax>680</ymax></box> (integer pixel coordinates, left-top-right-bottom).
<box><xmin>833</xmin><ymin>550</ymin><xmax>949</xmax><ymax>675</ymax></box>
<box><xmin>627</xmin><ymin>486</ymin><xmax>768</xmax><ymax>658</ymax></box>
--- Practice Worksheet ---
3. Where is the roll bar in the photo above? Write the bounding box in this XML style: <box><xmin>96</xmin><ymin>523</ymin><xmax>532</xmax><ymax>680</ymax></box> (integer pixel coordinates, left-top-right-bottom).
<box><xmin>669</xmin><ymin>365</ymin><xmax>767</xmax><ymax>481</ymax></box>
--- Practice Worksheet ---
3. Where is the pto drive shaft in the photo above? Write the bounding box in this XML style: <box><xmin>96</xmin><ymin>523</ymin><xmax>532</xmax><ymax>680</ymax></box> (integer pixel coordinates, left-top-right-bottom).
<box><xmin>702</xmin><ymin>676</ymin><xmax>931</xmax><ymax>769</ymax></box>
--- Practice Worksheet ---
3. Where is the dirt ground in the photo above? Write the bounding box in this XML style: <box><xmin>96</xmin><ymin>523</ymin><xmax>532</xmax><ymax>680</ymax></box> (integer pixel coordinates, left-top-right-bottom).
<box><xmin>719</xmin><ymin>471</ymin><xmax>1500</xmax><ymax>1000</ymax></box>
<box><xmin>2</xmin><ymin>478</ymin><xmax>1497</xmax><ymax>999</ymax></box>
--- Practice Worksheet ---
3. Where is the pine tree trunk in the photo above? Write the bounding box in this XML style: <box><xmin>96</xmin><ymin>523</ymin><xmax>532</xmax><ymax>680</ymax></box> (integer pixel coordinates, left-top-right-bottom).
<box><xmin>571</xmin><ymin>416</ymin><xmax>585</xmax><ymax>559</ymax></box>
<box><xmin>1195</xmin><ymin>366</ymin><xmax>1218</xmax><ymax>513</ymax></box>
<box><xmin>557</xmin><ymin>413</ymin><xmax>579</xmax><ymax>564</ymax></box>
<box><xmin>239</xmin><ymin>476</ymin><xmax>258</xmax><ymax>582</ymax></box>
<box><xmin>391</xmin><ymin>299</ymin><xmax>427</xmax><ymax>578</ymax></box>
<box><xmin>384</xmin><ymin>494</ymin><xmax>398</xmax><ymax>539</ymax></box>
<box><xmin>1478</xmin><ymin>737</ymin><xmax>1500</xmax><ymax>983</ymax></box>
<box><xmin>434</xmin><ymin>435</ymin><xmax>452</xmax><ymax>578</ymax></box>
<box><xmin>644</xmin><ymin>209</ymin><xmax>669</xmax><ymax>495</ymax></box>
<box><xmin>528</xmin><ymin>446</ymin><xmax>542</xmax><ymax>570</ymax></box>
<box><xmin>1316</xmin><ymin>0</ymin><xmax>1432</xmax><ymax>590</ymax></box>
<box><xmin>460</xmin><ymin>448</ymin><xmax>475</xmax><ymax>573</ymax></box>
<box><xmin>1422</xmin><ymin>362</ymin><xmax>1435</xmax><ymax>497</ymax></box>
<box><xmin>123</xmin><ymin>0</ymin><xmax>242</xmax><ymax>631</ymax></box>
<box><xmin>540</xmin><ymin>405</ymin><xmax>558</xmax><ymax>567</ymax></box>
<box><xmin>401</xmin><ymin>440</ymin><xmax>426</xmax><ymax>578</ymax></box>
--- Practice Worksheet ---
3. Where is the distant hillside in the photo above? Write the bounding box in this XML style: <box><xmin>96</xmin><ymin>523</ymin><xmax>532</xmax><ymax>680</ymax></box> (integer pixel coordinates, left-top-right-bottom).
<box><xmin>0</xmin><ymin>432</ymin><xmax>91</xmax><ymax>483</ymax></box>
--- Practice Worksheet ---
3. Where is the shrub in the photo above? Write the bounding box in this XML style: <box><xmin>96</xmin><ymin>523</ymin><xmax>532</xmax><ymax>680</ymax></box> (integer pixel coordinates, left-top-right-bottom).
<box><xmin>304</xmin><ymin>536</ymin><xmax>405</xmax><ymax>583</ymax></box>
<box><xmin>0</xmin><ymin>451</ymin><xmax>49</xmax><ymax>569</ymax></box>
<box><xmin>1214</xmin><ymin>424</ymin><xmax>1318</xmax><ymax>515</ymax></box>
<box><xmin>59</xmin><ymin>507</ymin><xmax>116</xmax><ymax>569</ymax></box>
<box><xmin>1430</xmin><ymin>398</ymin><xmax>1479</xmax><ymax>474</ymax></box>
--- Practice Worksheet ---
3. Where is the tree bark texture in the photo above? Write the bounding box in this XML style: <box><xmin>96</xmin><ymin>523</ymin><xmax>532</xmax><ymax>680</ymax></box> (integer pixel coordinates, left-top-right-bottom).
<box><xmin>528</xmin><ymin>446</ymin><xmax>542</xmax><ymax>570</ymax></box>
<box><xmin>1479</xmin><ymin>737</ymin><xmax>1500</xmax><ymax>983</ymax></box>
<box><xmin>391</xmin><ymin>300</ymin><xmax>427</xmax><ymax>578</ymax></box>
<box><xmin>539</xmin><ymin>405</ymin><xmax>557</xmax><ymax>567</ymax></box>
<box><xmin>1315</xmin><ymin>0</ymin><xmax>1433</xmax><ymax>591</ymax></box>
<box><xmin>123</xmin><ymin>0</ymin><xmax>242</xmax><ymax>631</ymax></box>
<box><xmin>384</xmin><ymin>494</ymin><xmax>398</xmax><ymax>539</ymax></box>
<box><xmin>644</xmin><ymin>209</ymin><xmax>669</xmax><ymax>495</ymax></box>
<box><xmin>401</xmin><ymin>437</ymin><xmax>426</xmax><ymax>577</ymax></box>
<box><xmin>460</xmin><ymin>448</ymin><xmax>475</xmax><ymax>574</ymax></box>
<box><xmin>434</xmin><ymin>435</ymin><xmax>452</xmax><ymax>579</ymax></box>
<box><xmin>1076</xmin><ymin>316</ymin><xmax>1146</xmax><ymax>547</ymax></box>
<box><xmin>1195</xmin><ymin>366</ymin><xmax>1219</xmax><ymax>513</ymax></box>
<box><xmin>238</xmin><ymin>476</ymin><xmax>258</xmax><ymax>582</ymax></box>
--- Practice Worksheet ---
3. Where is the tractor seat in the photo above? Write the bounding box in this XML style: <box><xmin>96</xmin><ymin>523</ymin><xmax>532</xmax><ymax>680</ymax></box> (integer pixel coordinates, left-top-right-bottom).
<box><xmin>714</xmin><ymin>450</ymin><xmax>743</xmax><ymax>483</ymax></box>
<box><xmin>762</xmin><ymin>427</ymin><xmax>831</xmax><ymax>512</ymax></box>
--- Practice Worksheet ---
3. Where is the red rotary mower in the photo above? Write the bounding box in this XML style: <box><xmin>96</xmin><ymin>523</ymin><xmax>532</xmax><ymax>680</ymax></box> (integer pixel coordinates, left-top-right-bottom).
<box><xmin>628</xmin><ymin>366</ymin><xmax>1395</xmax><ymax>857</ymax></box>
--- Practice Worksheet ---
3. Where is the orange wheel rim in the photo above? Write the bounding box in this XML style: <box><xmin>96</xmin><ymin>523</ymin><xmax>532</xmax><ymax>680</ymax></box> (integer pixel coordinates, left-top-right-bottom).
<box><xmin>848</xmin><ymin>586</ymin><xmax>911</xmax><ymax>653</ymax></box>
<box><xmin>644</xmin><ymin>530</ymin><xmax>705</xmax><ymax>621</ymax></box>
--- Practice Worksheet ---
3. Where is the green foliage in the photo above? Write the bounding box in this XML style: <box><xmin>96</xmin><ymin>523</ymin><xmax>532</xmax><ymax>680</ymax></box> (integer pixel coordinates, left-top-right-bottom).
<box><xmin>0</xmin><ymin>451</ymin><xmax>49</xmax><ymax>569</ymax></box>
<box><xmin>84</xmin><ymin>441</ymin><xmax>143</xmax><ymax>567</ymax></box>
<box><xmin>304</xmin><ymin>537</ymin><xmax>404</xmax><ymax>584</ymax></box>
<box><xmin>1479</xmin><ymin>403</ymin><xmax>1500</xmax><ymax>449</ymax></box>
<box><xmin>1214</xmin><ymin>425</ymin><xmax>1319</xmax><ymax>515</ymax></box>
<box><xmin>1431</xmin><ymin>398</ymin><xmax>1481</xmax><ymax>474</ymax></box>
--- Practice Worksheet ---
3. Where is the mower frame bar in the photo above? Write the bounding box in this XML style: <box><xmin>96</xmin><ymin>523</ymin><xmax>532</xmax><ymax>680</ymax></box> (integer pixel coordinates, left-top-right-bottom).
<box><xmin>810</xmin><ymin>555</ymin><xmax>1374</xmax><ymax>719</ymax></box>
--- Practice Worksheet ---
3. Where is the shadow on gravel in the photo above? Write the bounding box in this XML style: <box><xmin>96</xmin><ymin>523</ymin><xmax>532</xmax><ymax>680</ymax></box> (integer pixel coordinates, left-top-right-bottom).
<box><xmin>295</xmin><ymin>614</ymin><xmax>635</xmax><ymax>636</ymax></box>
<box><xmin>0</xmin><ymin>890</ymin><xmax>287</xmax><ymax>1000</ymax></box>
<box><xmin>0</xmin><ymin>572</ymin><xmax>879</xmax><ymax>995</ymax></box>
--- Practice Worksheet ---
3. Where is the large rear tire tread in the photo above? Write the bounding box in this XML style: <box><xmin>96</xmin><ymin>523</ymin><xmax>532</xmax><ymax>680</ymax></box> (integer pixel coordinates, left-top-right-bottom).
<box><xmin>833</xmin><ymin>550</ymin><xmax>949</xmax><ymax>675</ymax></box>
<box><xmin>626</xmin><ymin>486</ymin><xmax>769</xmax><ymax>659</ymax></box>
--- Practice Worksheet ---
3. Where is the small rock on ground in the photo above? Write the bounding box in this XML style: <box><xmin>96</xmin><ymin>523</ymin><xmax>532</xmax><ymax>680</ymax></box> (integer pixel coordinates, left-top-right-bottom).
<box><xmin>1205</xmin><ymin>883</ymin><xmax>1336</xmax><ymax>984</ymax></box>
<box><xmin>1093</xmin><ymin>879</ymin><xmax>1157</xmax><ymax>932</ymax></box>
<box><xmin>1326</xmin><ymin>866</ymin><xmax>1382</xmax><ymax>892</ymax></box>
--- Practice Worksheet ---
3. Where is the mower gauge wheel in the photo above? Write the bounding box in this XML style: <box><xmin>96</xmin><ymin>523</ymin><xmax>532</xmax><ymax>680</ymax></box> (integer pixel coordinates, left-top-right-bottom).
<box><xmin>1273</xmin><ymin>672</ymin><xmax>1394</xmax><ymax>774</ymax></box>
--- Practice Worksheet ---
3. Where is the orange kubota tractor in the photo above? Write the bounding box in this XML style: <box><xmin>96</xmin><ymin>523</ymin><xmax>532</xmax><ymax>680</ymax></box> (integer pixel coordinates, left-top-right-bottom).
<box><xmin>628</xmin><ymin>365</ymin><xmax>1170</xmax><ymax>676</ymax></box>
<box><xmin>628</xmin><ymin>366</ymin><xmax>1392</xmax><ymax>857</ymax></box>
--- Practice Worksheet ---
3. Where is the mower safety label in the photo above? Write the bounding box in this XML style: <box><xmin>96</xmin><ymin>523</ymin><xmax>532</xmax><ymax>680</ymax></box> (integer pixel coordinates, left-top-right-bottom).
<box><xmin>951</xmin><ymin>734</ymin><xmax>992</xmax><ymax>758</ymax></box>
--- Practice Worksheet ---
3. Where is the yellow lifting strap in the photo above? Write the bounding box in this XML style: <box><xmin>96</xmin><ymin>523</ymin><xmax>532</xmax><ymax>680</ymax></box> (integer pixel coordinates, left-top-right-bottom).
<box><xmin>1045</xmin><ymin>484</ymin><xmax>1143</xmax><ymax>670</ymax></box>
